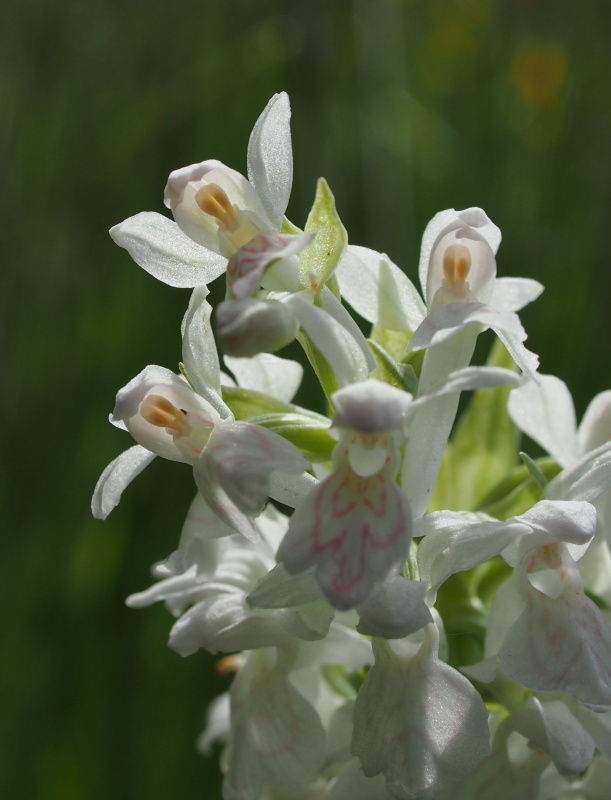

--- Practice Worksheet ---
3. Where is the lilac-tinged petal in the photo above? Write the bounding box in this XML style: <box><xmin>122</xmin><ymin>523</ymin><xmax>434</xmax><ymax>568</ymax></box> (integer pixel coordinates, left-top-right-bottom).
<box><xmin>490</xmin><ymin>277</ymin><xmax>544</xmax><ymax>312</ymax></box>
<box><xmin>335</xmin><ymin>245</ymin><xmax>426</xmax><ymax>331</ymax></box>
<box><xmin>224</xmin><ymin>647</ymin><xmax>326</xmax><ymax>800</ymax></box>
<box><xmin>356</xmin><ymin>577</ymin><xmax>432</xmax><ymax>639</ymax></box>
<box><xmin>109</xmin><ymin>211</ymin><xmax>226</xmax><ymax>287</ymax></box>
<box><xmin>499</xmin><ymin>548</ymin><xmax>611</xmax><ymax>706</ymax></box>
<box><xmin>247</xmin><ymin>92</ymin><xmax>293</xmax><ymax>231</ymax></box>
<box><xmin>224</xmin><ymin>353</ymin><xmax>303</xmax><ymax>403</ymax></box>
<box><xmin>227</xmin><ymin>233</ymin><xmax>312</xmax><ymax>300</ymax></box>
<box><xmin>508</xmin><ymin>375</ymin><xmax>577</xmax><ymax>467</ymax></box>
<box><xmin>352</xmin><ymin>629</ymin><xmax>490</xmax><ymax>798</ymax></box>
<box><xmin>281</xmin><ymin>467</ymin><xmax>411</xmax><ymax>609</ymax></box>
<box><xmin>194</xmin><ymin>420</ymin><xmax>308</xmax><ymax>540</ymax></box>
<box><xmin>91</xmin><ymin>445</ymin><xmax>155</xmax><ymax>519</ymax></box>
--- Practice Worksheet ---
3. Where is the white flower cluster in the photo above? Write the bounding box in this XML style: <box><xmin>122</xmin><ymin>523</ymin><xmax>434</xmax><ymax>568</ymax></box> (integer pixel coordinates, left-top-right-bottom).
<box><xmin>93</xmin><ymin>93</ymin><xmax>611</xmax><ymax>800</ymax></box>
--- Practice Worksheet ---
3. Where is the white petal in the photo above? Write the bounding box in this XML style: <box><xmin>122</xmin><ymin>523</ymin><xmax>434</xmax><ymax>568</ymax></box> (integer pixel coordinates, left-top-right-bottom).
<box><xmin>247</xmin><ymin>92</ymin><xmax>293</xmax><ymax>231</ymax></box>
<box><xmin>546</xmin><ymin>441</ymin><xmax>611</xmax><ymax>503</ymax></box>
<box><xmin>332</xmin><ymin>379</ymin><xmax>412</xmax><ymax>434</ymax></box>
<box><xmin>507</xmin><ymin>375</ymin><xmax>577</xmax><ymax>467</ymax></box>
<box><xmin>512</xmin><ymin>698</ymin><xmax>595</xmax><ymax>776</ymax></box>
<box><xmin>335</xmin><ymin>245</ymin><xmax>426</xmax><ymax>331</ymax></box>
<box><xmin>578</xmin><ymin>390</ymin><xmax>611</xmax><ymax>456</ymax></box>
<box><xmin>181</xmin><ymin>286</ymin><xmax>229</xmax><ymax>417</ymax></box>
<box><xmin>169</xmin><ymin>593</ymin><xmax>296</xmax><ymax>655</ymax></box>
<box><xmin>490</xmin><ymin>277</ymin><xmax>544</xmax><ymax>312</ymax></box>
<box><xmin>409</xmin><ymin>302</ymin><xmax>539</xmax><ymax>380</ymax></box>
<box><xmin>418</xmin><ymin>207</ymin><xmax>501</xmax><ymax>305</ymax></box>
<box><xmin>352</xmin><ymin>630</ymin><xmax>490</xmax><ymax>798</ymax></box>
<box><xmin>287</xmin><ymin>291</ymin><xmax>372</xmax><ymax>386</ymax></box>
<box><xmin>247</xmin><ymin>563</ymin><xmax>323</xmax><ymax>609</ymax></box>
<box><xmin>356</xmin><ymin>577</ymin><xmax>432</xmax><ymax>639</ymax></box>
<box><xmin>513</xmin><ymin>499</ymin><xmax>597</xmax><ymax>545</ymax></box>
<box><xmin>416</xmin><ymin>512</ymin><xmax>526</xmax><ymax>591</ymax></box>
<box><xmin>91</xmin><ymin>445</ymin><xmax>155</xmax><ymax>519</ymax></box>
<box><xmin>320</xmin><ymin>286</ymin><xmax>377</xmax><ymax>373</ymax></box>
<box><xmin>413</xmin><ymin>365</ymin><xmax>523</xmax><ymax>408</ymax></box>
<box><xmin>110</xmin><ymin>211</ymin><xmax>226</xmax><ymax>287</ymax></box>
<box><xmin>224</xmin><ymin>352</ymin><xmax>303</xmax><ymax>403</ymax></box>
<box><xmin>197</xmin><ymin>693</ymin><xmax>230</xmax><ymax>755</ymax></box>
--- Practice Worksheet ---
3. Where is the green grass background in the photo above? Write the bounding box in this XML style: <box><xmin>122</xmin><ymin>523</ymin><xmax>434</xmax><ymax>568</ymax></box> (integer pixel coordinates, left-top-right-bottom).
<box><xmin>3</xmin><ymin>1</ymin><xmax>611</xmax><ymax>797</ymax></box>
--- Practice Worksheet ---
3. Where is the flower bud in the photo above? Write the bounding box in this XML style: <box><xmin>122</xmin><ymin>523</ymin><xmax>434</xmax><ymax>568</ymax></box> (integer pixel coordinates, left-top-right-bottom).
<box><xmin>216</xmin><ymin>298</ymin><xmax>298</xmax><ymax>357</ymax></box>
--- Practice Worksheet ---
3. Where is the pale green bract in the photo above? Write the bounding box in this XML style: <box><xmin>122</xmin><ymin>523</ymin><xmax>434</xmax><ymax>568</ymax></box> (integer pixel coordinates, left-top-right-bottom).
<box><xmin>92</xmin><ymin>93</ymin><xmax>611</xmax><ymax>800</ymax></box>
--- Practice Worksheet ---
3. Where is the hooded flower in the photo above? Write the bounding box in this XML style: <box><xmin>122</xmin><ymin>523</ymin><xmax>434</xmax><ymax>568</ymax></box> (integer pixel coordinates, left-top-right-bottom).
<box><xmin>108</xmin><ymin>92</ymin><xmax>293</xmax><ymax>288</ymax></box>
<box><xmin>407</xmin><ymin>207</ymin><xmax>542</xmax><ymax>379</ymax></box>
<box><xmin>92</xmin><ymin>364</ymin><xmax>309</xmax><ymax>541</ymax></box>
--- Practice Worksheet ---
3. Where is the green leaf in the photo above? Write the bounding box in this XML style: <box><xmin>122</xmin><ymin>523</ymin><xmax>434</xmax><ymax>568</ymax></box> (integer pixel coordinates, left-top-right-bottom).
<box><xmin>221</xmin><ymin>386</ymin><xmax>334</xmax><ymax>462</ymax></box>
<box><xmin>519</xmin><ymin>451</ymin><xmax>548</xmax><ymax>488</ymax></box>
<box><xmin>246</xmin><ymin>413</ymin><xmax>335</xmax><ymax>463</ymax></box>
<box><xmin>477</xmin><ymin>458</ymin><xmax>561</xmax><ymax>520</ymax></box>
<box><xmin>280</xmin><ymin>216</ymin><xmax>303</xmax><ymax>235</ymax></box>
<box><xmin>370</xmin><ymin>324</ymin><xmax>412</xmax><ymax>361</ymax></box>
<box><xmin>295</xmin><ymin>328</ymin><xmax>340</xmax><ymax>412</ymax></box>
<box><xmin>367</xmin><ymin>339</ymin><xmax>418</xmax><ymax>394</ymax></box>
<box><xmin>429</xmin><ymin>339</ymin><xmax>521</xmax><ymax>512</ymax></box>
<box><xmin>299</xmin><ymin>178</ymin><xmax>347</xmax><ymax>296</ymax></box>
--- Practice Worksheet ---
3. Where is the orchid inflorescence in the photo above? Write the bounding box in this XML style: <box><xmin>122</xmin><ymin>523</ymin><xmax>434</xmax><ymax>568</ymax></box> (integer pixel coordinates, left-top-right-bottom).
<box><xmin>93</xmin><ymin>93</ymin><xmax>611</xmax><ymax>800</ymax></box>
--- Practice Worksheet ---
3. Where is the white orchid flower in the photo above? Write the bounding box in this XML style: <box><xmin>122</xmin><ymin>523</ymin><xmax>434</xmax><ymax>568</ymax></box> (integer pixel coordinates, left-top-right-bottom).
<box><xmin>508</xmin><ymin>376</ymin><xmax>611</xmax><ymax>601</ymax></box>
<box><xmin>127</xmin><ymin>502</ymin><xmax>333</xmax><ymax>655</ymax></box>
<box><xmin>400</xmin><ymin>207</ymin><xmax>541</xmax><ymax>518</ymax></box>
<box><xmin>407</xmin><ymin>207</ymin><xmax>542</xmax><ymax>378</ymax></box>
<box><xmin>279</xmin><ymin>379</ymin><xmax>414</xmax><ymax>610</ymax></box>
<box><xmin>92</xmin><ymin>364</ymin><xmax>309</xmax><ymax>541</ymax></box>
<box><xmin>465</xmin><ymin>500</ymin><xmax>611</xmax><ymax>707</ymax></box>
<box><xmin>351</xmin><ymin>624</ymin><xmax>490</xmax><ymax>799</ymax></box>
<box><xmin>109</xmin><ymin>93</ymin><xmax>293</xmax><ymax>287</ymax></box>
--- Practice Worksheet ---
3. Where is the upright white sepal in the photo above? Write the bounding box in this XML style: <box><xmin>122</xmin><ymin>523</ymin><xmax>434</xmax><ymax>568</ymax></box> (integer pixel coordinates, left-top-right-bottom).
<box><xmin>247</xmin><ymin>92</ymin><xmax>293</xmax><ymax>231</ymax></box>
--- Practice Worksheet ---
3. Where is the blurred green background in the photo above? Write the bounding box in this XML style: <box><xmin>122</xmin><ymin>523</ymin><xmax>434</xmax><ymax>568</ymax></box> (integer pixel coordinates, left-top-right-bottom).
<box><xmin>3</xmin><ymin>0</ymin><xmax>611</xmax><ymax>797</ymax></box>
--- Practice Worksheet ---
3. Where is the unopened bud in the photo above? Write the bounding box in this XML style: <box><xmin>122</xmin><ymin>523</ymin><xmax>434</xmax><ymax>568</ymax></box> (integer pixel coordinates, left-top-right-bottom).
<box><xmin>216</xmin><ymin>298</ymin><xmax>298</xmax><ymax>357</ymax></box>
